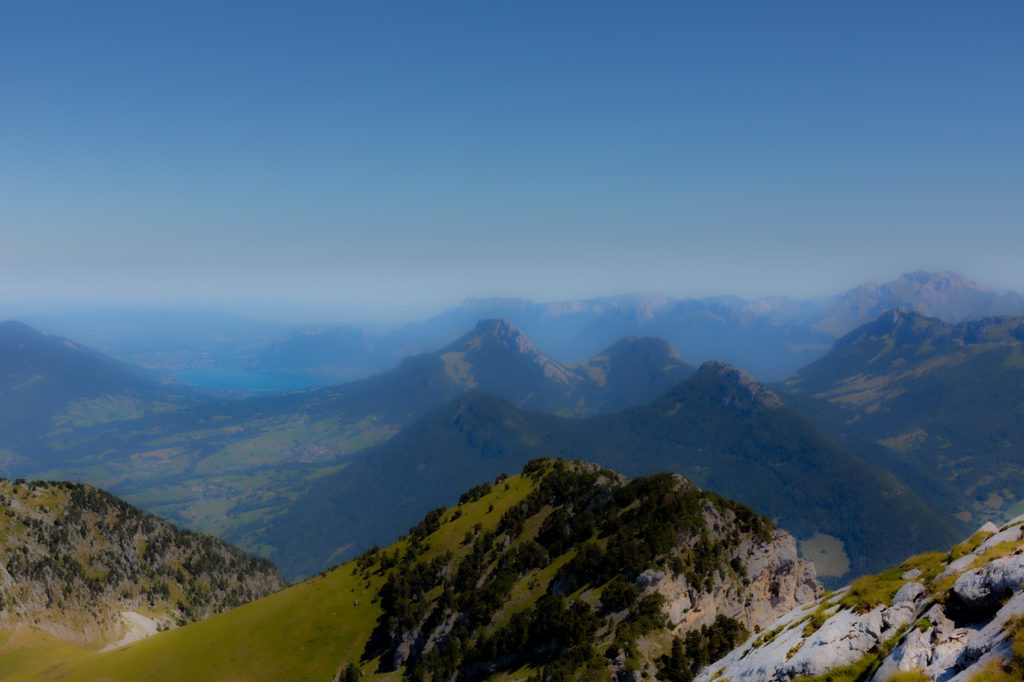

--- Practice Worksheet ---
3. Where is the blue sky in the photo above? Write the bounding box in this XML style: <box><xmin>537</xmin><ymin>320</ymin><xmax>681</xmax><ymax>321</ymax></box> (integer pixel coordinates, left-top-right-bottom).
<box><xmin>2</xmin><ymin>1</ymin><xmax>1022</xmax><ymax>321</ymax></box>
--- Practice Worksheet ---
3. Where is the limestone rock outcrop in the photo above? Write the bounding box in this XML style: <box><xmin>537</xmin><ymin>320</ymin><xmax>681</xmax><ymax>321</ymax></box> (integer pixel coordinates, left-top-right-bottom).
<box><xmin>697</xmin><ymin>516</ymin><xmax>1024</xmax><ymax>681</ymax></box>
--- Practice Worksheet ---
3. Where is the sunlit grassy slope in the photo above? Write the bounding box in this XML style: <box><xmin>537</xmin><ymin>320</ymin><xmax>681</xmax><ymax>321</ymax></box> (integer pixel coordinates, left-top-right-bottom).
<box><xmin>2</xmin><ymin>471</ymin><xmax>538</xmax><ymax>682</ymax></box>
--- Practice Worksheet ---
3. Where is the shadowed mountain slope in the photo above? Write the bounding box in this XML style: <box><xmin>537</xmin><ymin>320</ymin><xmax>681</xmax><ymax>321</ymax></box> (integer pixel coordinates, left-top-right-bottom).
<box><xmin>252</xmin><ymin>362</ymin><xmax>959</xmax><ymax>583</ymax></box>
<box><xmin>2</xmin><ymin>321</ymin><xmax>690</xmax><ymax>544</ymax></box>
<box><xmin>0</xmin><ymin>321</ymin><xmax>197</xmax><ymax>454</ymax></box>
<box><xmin>779</xmin><ymin>309</ymin><xmax>1024</xmax><ymax>526</ymax></box>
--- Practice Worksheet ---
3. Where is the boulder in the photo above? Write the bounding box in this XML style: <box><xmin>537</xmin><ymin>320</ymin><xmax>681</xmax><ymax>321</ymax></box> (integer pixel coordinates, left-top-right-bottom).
<box><xmin>781</xmin><ymin>607</ymin><xmax>884</xmax><ymax>678</ymax></box>
<box><xmin>978</xmin><ymin>524</ymin><xmax>1024</xmax><ymax>553</ymax></box>
<box><xmin>952</xmin><ymin>553</ymin><xmax>1024</xmax><ymax>616</ymax></box>
<box><xmin>881</xmin><ymin>581</ymin><xmax>925</xmax><ymax>633</ymax></box>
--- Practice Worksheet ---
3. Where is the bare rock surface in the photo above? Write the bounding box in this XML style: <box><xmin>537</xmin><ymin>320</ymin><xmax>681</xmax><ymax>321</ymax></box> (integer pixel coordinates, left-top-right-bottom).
<box><xmin>697</xmin><ymin>520</ymin><xmax>1024</xmax><ymax>682</ymax></box>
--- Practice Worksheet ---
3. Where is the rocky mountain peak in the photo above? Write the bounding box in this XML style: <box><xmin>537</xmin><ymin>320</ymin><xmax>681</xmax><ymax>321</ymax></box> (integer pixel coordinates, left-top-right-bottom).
<box><xmin>461</xmin><ymin>318</ymin><xmax>576</xmax><ymax>385</ymax></box>
<box><xmin>473</xmin><ymin>317</ymin><xmax>532</xmax><ymax>349</ymax></box>
<box><xmin>899</xmin><ymin>269</ymin><xmax>993</xmax><ymax>293</ymax></box>
<box><xmin>696</xmin><ymin>360</ymin><xmax>783</xmax><ymax>410</ymax></box>
<box><xmin>831</xmin><ymin>308</ymin><xmax>949</xmax><ymax>353</ymax></box>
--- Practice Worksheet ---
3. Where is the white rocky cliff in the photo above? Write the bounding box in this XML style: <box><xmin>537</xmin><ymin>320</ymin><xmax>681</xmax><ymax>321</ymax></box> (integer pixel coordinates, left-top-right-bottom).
<box><xmin>697</xmin><ymin>517</ymin><xmax>1024</xmax><ymax>681</ymax></box>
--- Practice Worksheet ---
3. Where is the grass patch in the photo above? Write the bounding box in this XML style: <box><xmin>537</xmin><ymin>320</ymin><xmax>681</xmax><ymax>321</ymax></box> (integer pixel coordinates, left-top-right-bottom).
<box><xmin>752</xmin><ymin>622</ymin><xmax>787</xmax><ymax>648</ymax></box>
<box><xmin>838</xmin><ymin>567</ymin><xmax>905</xmax><ymax>613</ymax></box>
<box><xmin>802</xmin><ymin>607</ymin><xmax>831</xmax><ymax>637</ymax></box>
<box><xmin>886</xmin><ymin>672</ymin><xmax>928</xmax><ymax>682</ymax></box>
<box><xmin>949</xmin><ymin>530</ymin><xmax>995</xmax><ymax>561</ymax></box>
<box><xmin>969</xmin><ymin>541</ymin><xmax>1022</xmax><ymax>571</ymax></box>
<box><xmin>0</xmin><ymin>471</ymin><xmax>542</xmax><ymax>682</ymax></box>
<box><xmin>793</xmin><ymin>652</ymin><xmax>879</xmax><ymax>681</ymax></box>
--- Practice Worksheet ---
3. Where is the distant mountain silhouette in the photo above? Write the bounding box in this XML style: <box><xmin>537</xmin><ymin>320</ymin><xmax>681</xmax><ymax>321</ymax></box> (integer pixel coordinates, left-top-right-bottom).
<box><xmin>252</xmin><ymin>271</ymin><xmax>1023</xmax><ymax>384</ymax></box>
<box><xmin>253</xmin><ymin>362</ymin><xmax>958</xmax><ymax>582</ymax></box>
<box><xmin>806</xmin><ymin>271</ymin><xmax>1024</xmax><ymax>337</ymax></box>
<box><xmin>780</xmin><ymin>309</ymin><xmax>1024</xmax><ymax>526</ymax></box>
<box><xmin>2</xmin><ymin>320</ymin><xmax>692</xmax><ymax>542</ymax></box>
<box><xmin>0</xmin><ymin>321</ymin><xmax>196</xmax><ymax>455</ymax></box>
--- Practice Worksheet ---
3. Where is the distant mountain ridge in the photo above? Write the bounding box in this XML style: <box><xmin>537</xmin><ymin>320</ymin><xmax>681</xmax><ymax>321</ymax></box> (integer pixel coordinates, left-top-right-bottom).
<box><xmin>251</xmin><ymin>361</ymin><xmax>959</xmax><ymax>582</ymax></box>
<box><xmin>23</xmin><ymin>271</ymin><xmax>1022</xmax><ymax>387</ymax></box>
<box><xmin>0</xmin><ymin>319</ymin><xmax>693</xmax><ymax>546</ymax></box>
<box><xmin>0</xmin><ymin>321</ymin><xmax>198</xmax><ymax>455</ymax></box>
<box><xmin>779</xmin><ymin>308</ymin><xmax>1024</xmax><ymax>527</ymax></box>
<box><xmin>247</xmin><ymin>270</ymin><xmax>1024</xmax><ymax>383</ymax></box>
<box><xmin>807</xmin><ymin>270</ymin><xmax>1024</xmax><ymax>337</ymax></box>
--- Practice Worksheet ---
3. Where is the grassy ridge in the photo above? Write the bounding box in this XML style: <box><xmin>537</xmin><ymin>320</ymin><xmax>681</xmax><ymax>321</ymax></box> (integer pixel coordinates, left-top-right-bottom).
<box><xmin>2</xmin><ymin>471</ymin><xmax>537</xmax><ymax>681</ymax></box>
<box><xmin>6</xmin><ymin>461</ymin><xmax>776</xmax><ymax>681</ymax></box>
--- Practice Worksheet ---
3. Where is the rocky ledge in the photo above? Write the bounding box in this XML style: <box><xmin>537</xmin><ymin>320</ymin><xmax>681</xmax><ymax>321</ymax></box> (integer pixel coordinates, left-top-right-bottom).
<box><xmin>697</xmin><ymin>516</ymin><xmax>1024</xmax><ymax>681</ymax></box>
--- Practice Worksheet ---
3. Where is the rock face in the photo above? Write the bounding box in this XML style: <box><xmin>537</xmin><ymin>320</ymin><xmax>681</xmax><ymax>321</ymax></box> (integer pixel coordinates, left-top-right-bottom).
<box><xmin>697</xmin><ymin>360</ymin><xmax>784</xmax><ymax>411</ymax></box>
<box><xmin>0</xmin><ymin>479</ymin><xmax>285</xmax><ymax>648</ymax></box>
<box><xmin>363</xmin><ymin>461</ymin><xmax>823</xmax><ymax>680</ymax></box>
<box><xmin>696</xmin><ymin>517</ymin><xmax>1024</xmax><ymax>681</ymax></box>
<box><xmin>642</xmin><ymin>506</ymin><xmax>820</xmax><ymax>636</ymax></box>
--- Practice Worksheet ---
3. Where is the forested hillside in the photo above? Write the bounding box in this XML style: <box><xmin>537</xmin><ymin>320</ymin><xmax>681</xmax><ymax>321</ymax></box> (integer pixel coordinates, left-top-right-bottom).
<box><xmin>0</xmin><ymin>479</ymin><xmax>284</xmax><ymax>649</ymax></box>
<box><xmin>2</xmin><ymin>460</ymin><xmax>819</xmax><ymax>681</ymax></box>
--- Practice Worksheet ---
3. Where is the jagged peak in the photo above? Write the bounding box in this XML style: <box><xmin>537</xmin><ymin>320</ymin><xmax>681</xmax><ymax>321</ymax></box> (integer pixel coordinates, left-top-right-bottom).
<box><xmin>873</xmin><ymin>306</ymin><xmax>928</xmax><ymax>328</ymax></box>
<box><xmin>696</xmin><ymin>360</ymin><xmax>783</xmax><ymax>410</ymax></box>
<box><xmin>471</xmin><ymin>318</ymin><xmax>538</xmax><ymax>353</ymax></box>
<box><xmin>448</xmin><ymin>319</ymin><xmax>576</xmax><ymax>386</ymax></box>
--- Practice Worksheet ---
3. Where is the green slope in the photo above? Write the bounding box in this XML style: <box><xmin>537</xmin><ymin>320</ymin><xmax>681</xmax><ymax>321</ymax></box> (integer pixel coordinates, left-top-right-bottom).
<box><xmin>4</xmin><ymin>460</ymin><xmax>796</xmax><ymax>682</ymax></box>
<box><xmin>779</xmin><ymin>309</ymin><xmax>1024</xmax><ymax>526</ymax></box>
<box><xmin>255</xmin><ymin>362</ymin><xmax>959</xmax><ymax>583</ymax></box>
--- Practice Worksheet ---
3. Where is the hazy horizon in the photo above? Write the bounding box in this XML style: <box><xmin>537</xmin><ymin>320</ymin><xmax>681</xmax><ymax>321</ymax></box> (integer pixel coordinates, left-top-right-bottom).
<box><xmin>4</xmin><ymin>3</ymin><xmax>1022</xmax><ymax>322</ymax></box>
<box><xmin>1</xmin><ymin>267</ymin><xmax>1017</xmax><ymax>328</ymax></box>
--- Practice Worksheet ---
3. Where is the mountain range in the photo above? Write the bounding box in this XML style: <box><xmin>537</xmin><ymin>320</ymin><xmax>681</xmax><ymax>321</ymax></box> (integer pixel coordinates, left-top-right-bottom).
<box><xmin>779</xmin><ymin>309</ymin><xmax>1024</xmax><ymax>527</ymax></box>
<box><xmin>8</xmin><ymin>461</ymin><xmax>1024</xmax><ymax>681</ymax></box>
<box><xmin>7</xmin><ymin>299</ymin><xmax>1024</xmax><ymax>587</ymax></box>
<box><xmin>22</xmin><ymin>271</ymin><xmax>1024</xmax><ymax>387</ymax></box>
<box><xmin>250</xmin><ymin>361</ymin><xmax>960</xmax><ymax>583</ymax></box>
<box><xmin>243</xmin><ymin>270</ymin><xmax>1024</xmax><ymax>384</ymax></box>
<box><xmin>0</xmin><ymin>318</ymin><xmax>691</xmax><ymax>543</ymax></box>
<box><xmin>4</xmin><ymin>280</ymin><xmax>1024</xmax><ymax>679</ymax></box>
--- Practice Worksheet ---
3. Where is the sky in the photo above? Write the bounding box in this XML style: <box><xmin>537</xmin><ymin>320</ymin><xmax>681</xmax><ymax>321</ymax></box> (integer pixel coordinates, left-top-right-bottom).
<box><xmin>1</xmin><ymin>1</ymin><xmax>1022</xmax><ymax>322</ymax></box>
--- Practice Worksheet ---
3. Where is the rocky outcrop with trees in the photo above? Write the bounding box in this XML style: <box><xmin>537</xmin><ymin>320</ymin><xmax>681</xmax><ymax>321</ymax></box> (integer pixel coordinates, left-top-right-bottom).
<box><xmin>0</xmin><ymin>479</ymin><xmax>285</xmax><ymax>647</ymax></box>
